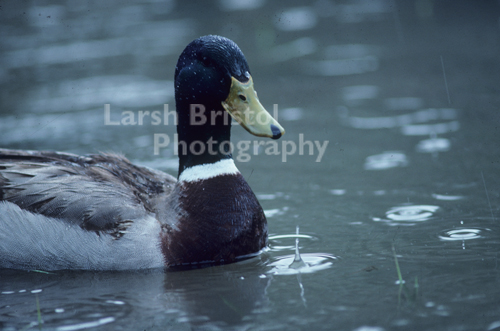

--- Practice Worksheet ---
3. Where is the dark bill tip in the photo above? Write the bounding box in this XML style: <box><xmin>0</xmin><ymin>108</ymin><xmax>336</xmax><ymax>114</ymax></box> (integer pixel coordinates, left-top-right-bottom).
<box><xmin>270</xmin><ymin>124</ymin><xmax>282</xmax><ymax>140</ymax></box>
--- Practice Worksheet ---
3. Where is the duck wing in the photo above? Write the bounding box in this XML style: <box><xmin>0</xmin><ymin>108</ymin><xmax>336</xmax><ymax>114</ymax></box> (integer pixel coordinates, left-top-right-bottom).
<box><xmin>0</xmin><ymin>149</ymin><xmax>176</xmax><ymax>237</ymax></box>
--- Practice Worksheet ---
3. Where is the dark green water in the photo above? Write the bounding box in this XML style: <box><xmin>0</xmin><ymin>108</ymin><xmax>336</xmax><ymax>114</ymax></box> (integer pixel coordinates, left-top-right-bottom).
<box><xmin>1</xmin><ymin>1</ymin><xmax>500</xmax><ymax>330</ymax></box>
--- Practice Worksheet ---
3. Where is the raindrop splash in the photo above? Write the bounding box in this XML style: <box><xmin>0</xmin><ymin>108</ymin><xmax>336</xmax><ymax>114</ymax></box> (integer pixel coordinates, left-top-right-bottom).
<box><xmin>438</xmin><ymin>228</ymin><xmax>489</xmax><ymax>250</ymax></box>
<box><xmin>289</xmin><ymin>226</ymin><xmax>308</xmax><ymax>269</ymax></box>
<box><xmin>267</xmin><ymin>228</ymin><xmax>337</xmax><ymax>275</ymax></box>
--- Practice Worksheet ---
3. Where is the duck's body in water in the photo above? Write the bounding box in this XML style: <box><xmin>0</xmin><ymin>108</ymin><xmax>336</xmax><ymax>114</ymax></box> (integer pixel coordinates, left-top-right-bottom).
<box><xmin>0</xmin><ymin>35</ymin><xmax>284</xmax><ymax>271</ymax></box>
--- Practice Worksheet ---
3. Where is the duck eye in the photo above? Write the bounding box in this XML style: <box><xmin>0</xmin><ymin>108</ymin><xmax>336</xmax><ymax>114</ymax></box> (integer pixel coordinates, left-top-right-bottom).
<box><xmin>238</xmin><ymin>94</ymin><xmax>247</xmax><ymax>102</ymax></box>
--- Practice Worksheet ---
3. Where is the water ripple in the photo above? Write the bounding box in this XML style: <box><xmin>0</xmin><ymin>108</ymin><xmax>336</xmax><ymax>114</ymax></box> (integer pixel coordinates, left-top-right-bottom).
<box><xmin>269</xmin><ymin>233</ymin><xmax>318</xmax><ymax>251</ymax></box>
<box><xmin>267</xmin><ymin>253</ymin><xmax>338</xmax><ymax>275</ymax></box>
<box><xmin>438</xmin><ymin>228</ymin><xmax>489</xmax><ymax>241</ymax></box>
<box><xmin>267</xmin><ymin>228</ymin><xmax>335</xmax><ymax>274</ymax></box>
<box><xmin>386</xmin><ymin>205</ymin><xmax>439</xmax><ymax>221</ymax></box>
<box><xmin>338</xmin><ymin>107</ymin><xmax>459</xmax><ymax>130</ymax></box>
<box><xmin>56</xmin><ymin>317</ymin><xmax>115</xmax><ymax>331</ymax></box>
<box><xmin>372</xmin><ymin>205</ymin><xmax>439</xmax><ymax>225</ymax></box>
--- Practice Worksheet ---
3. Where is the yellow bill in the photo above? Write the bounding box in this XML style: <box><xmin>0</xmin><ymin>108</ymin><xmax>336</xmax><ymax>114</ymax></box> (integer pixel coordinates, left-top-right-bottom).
<box><xmin>222</xmin><ymin>76</ymin><xmax>285</xmax><ymax>139</ymax></box>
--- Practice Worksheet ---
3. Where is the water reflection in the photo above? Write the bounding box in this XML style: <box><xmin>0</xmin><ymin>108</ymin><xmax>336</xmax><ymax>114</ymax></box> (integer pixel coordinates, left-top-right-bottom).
<box><xmin>306</xmin><ymin>56</ymin><xmax>379</xmax><ymax>76</ymax></box>
<box><xmin>274</xmin><ymin>7</ymin><xmax>317</xmax><ymax>31</ymax></box>
<box><xmin>21</xmin><ymin>76</ymin><xmax>173</xmax><ymax>113</ymax></box>
<box><xmin>280</xmin><ymin>107</ymin><xmax>304</xmax><ymax>121</ymax></box>
<box><xmin>401</xmin><ymin>120</ymin><xmax>460</xmax><ymax>136</ymax></box>
<box><xmin>219</xmin><ymin>0</ymin><xmax>265</xmax><ymax>11</ymax></box>
<box><xmin>432</xmin><ymin>193</ymin><xmax>464</xmax><ymax>201</ymax></box>
<box><xmin>4</xmin><ymin>20</ymin><xmax>191</xmax><ymax>69</ymax></box>
<box><xmin>339</xmin><ymin>107</ymin><xmax>459</xmax><ymax>130</ymax></box>
<box><xmin>0</xmin><ymin>271</ymin><xmax>136</xmax><ymax>330</ymax></box>
<box><xmin>384</xmin><ymin>97</ymin><xmax>424</xmax><ymax>111</ymax></box>
<box><xmin>324</xmin><ymin>44</ymin><xmax>381</xmax><ymax>59</ymax></box>
<box><xmin>270</xmin><ymin>38</ymin><xmax>317</xmax><ymax>62</ymax></box>
<box><xmin>416</xmin><ymin>136</ymin><xmax>451</xmax><ymax>153</ymax></box>
<box><xmin>336</xmin><ymin>82</ymin><xmax>460</xmax><ymax>161</ymax></box>
<box><xmin>364</xmin><ymin>151</ymin><xmax>408</xmax><ymax>170</ymax></box>
<box><xmin>341</xmin><ymin>85</ymin><xmax>379</xmax><ymax>105</ymax></box>
<box><xmin>329</xmin><ymin>189</ymin><xmax>347</xmax><ymax>196</ymax></box>
<box><xmin>0</xmin><ymin>262</ymin><xmax>276</xmax><ymax>330</ymax></box>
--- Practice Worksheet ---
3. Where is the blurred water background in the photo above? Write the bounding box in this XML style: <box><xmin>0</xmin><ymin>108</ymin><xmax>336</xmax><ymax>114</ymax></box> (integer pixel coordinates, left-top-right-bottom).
<box><xmin>1</xmin><ymin>1</ymin><xmax>500</xmax><ymax>330</ymax></box>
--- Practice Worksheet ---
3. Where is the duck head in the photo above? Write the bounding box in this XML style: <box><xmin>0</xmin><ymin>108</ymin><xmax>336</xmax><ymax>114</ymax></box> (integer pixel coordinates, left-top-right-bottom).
<box><xmin>174</xmin><ymin>35</ymin><xmax>285</xmax><ymax>175</ymax></box>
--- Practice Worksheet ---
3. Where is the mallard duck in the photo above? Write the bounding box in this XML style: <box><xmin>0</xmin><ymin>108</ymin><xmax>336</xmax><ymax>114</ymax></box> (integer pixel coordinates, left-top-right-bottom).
<box><xmin>0</xmin><ymin>35</ymin><xmax>285</xmax><ymax>270</ymax></box>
